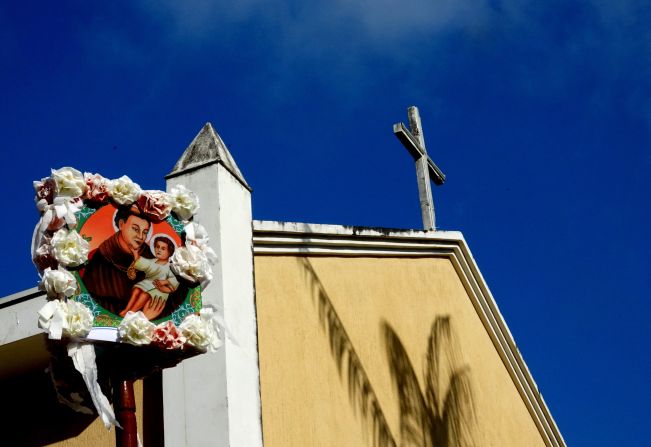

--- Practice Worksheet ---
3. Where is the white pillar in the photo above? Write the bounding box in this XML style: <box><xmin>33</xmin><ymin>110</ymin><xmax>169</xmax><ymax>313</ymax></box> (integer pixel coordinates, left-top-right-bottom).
<box><xmin>163</xmin><ymin>123</ymin><xmax>262</xmax><ymax>447</ymax></box>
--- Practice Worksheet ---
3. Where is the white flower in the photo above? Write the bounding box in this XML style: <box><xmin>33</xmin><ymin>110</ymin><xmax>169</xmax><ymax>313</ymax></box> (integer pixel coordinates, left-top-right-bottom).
<box><xmin>40</xmin><ymin>267</ymin><xmax>78</xmax><ymax>299</ymax></box>
<box><xmin>184</xmin><ymin>222</ymin><xmax>217</xmax><ymax>263</ymax></box>
<box><xmin>179</xmin><ymin>308</ymin><xmax>222</xmax><ymax>352</ymax></box>
<box><xmin>51</xmin><ymin>228</ymin><xmax>90</xmax><ymax>267</ymax></box>
<box><xmin>118</xmin><ymin>311</ymin><xmax>155</xmax><ymax>345</ymax></box>
<box><xmin>109</xmin><ymin>175</ymin><xmax>142</xmax><ymax>205</ymax></box>
<box><xmin>65</xmin><ymin>300</ymin><xmax>94</xmax><ymax>337</ymax></box>
<box><xmin>38</xmin><ymin>300</ymin><xmax>93</xmax><ymax>339</ymax></box>
<box><xmin>51</xmin><ymin>167</ymin><xmax>87</xmax><ymax>198</ymax></box>
<box><xmin>38</xmin><ymin>196</ymin><xmax>83</xmax><ymax>232</ymax></box>
<box><xmin>170</xmin><ymin>185</ymin><xmax>199</xmax><ymax>221</ymax></box>
<box><xmin>170</xmin><ymin>245</ymin><xmax>212</xmax><ymax>284</ymax></box>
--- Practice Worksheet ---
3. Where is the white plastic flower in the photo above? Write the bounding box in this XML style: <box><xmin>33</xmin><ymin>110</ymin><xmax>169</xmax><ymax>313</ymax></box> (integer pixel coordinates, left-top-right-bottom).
<box><xmin>109</xmin><ymin>175</ymin><xmax>142</xmax><ymax>205</ymax></box>
<box><xmin>118</xmin><ymin>311</ymin><xmax>155</xmax><ymax>345</ymax></box>
<box><xmin>38</xmin><ymin>300</ymin><xmax>93</xmax><ymax>339</ymax></box>
<box><xmin>179</xmin><ymin>308</ymin><xmax>222</xmax><ymax>352</ymax></box>
<box><xmin>170</xmin><ymin>245</ymin><xmax>212</xmax><ymax>284</ymax></box>
<box><xmin>65</xmin><ymin>300</ymin><xmax>94</xmax><ymax>337</ymax></box>
<box><xmin>184</xmin><ymin>222</ymin><xmax>217</xmax><ymax>263</ymax></box>
<box><xmin>51</xmin><ymin>167</ymin><xmax>87</xmax><ymax>198</ymax></box>
<box><xmin>40</xmin><ymin>267</ymin><xmax>78</xmax><ymax>299</ymax></box>
<box><xmin>38</xmin><ymin>196</ymin><xmax>83</xmax><ymax>232</ymax></box>
<box><xmin>170</xmin><ymin>185</ymin><xmax>199</xmax><ymax>221</ymax></box>
<box><xmin>51</xmin><ymin>228</ymin><xmax>90</xmax><ymax>267</ymax></box>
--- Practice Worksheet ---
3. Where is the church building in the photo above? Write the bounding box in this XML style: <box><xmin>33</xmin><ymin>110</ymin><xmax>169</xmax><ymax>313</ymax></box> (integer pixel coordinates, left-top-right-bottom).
<box><xmin>0</xmin><ymin>120</ymin><xmax>565</xmax><ymax>446</ymax></box>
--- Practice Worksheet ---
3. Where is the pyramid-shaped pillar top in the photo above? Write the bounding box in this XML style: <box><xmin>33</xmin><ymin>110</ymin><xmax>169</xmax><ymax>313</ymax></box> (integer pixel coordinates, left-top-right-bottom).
<box><xmin>166</xmin><ymin>122</ymin><xmax>251</xmax><ymax>191</ymax></box>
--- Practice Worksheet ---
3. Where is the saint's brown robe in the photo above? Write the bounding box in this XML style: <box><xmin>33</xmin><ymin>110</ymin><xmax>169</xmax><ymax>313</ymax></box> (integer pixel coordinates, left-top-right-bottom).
<box><xmin>82</xmin><ymin>232</ymin><xmax>188</xmax><ymax>319</ymax></box>
<box><xmin>81</xmin><ymin>232</ymin><xmax>153</xmax><ymax>314</ymax></box>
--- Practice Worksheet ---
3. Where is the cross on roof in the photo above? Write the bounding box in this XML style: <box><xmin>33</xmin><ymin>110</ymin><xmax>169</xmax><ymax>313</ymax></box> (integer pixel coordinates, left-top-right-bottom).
<box><xmin>393</xmin><ymin>106</ymin><xmax>446</xmax><ymax>231</ymax></box>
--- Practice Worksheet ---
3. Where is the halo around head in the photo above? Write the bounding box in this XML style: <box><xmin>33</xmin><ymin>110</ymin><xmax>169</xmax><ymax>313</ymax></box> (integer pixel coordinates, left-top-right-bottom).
<box><xmin>149</xmin><ymin>233</ymin><xmax>178</xmax><ymax>254</ymax></box>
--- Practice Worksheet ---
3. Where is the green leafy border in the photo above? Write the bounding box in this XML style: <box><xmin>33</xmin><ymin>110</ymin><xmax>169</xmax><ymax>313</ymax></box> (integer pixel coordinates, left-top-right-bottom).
<box><xmin>76</xmin><ymin>204</ymin><xmax>97</xmax><ymax>229</ymax></box>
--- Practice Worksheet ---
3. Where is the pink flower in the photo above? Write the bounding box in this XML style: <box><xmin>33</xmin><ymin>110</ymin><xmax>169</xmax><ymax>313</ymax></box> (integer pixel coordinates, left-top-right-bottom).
<box><xmin>32</xmin><ymin>252</ymin><xmax>59</xmax><ymax>272</ymax></box>
<box><xmin>84</xmin><ymin>173</ymin><xmax>110</xmax><ymax>204</ymax></box>
<box><xmin>136</xmin><ymin>190</ymin><xmax>172</xmax><ymax>223</ymax></box>
<box><xmin>32</xmin><ymin>236</ymin><xmax>59</xmax><ymax>273</ymax></box>
<box><xmin>151</xmin><ymin>320</ymin><xmax>186</xmax><ymax>350</ymax></box>
<box><xmin>34</xmin><ymin>177</ymin><xmax>56</xmax><ymax>205</ymax></box>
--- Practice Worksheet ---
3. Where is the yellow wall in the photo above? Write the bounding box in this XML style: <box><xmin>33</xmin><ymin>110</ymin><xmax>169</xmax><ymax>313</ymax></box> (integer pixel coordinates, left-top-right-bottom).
<box><xmin>255</xmin><ymin>255</ymin><xmax>546</xmax><ymax>447</ymax></box>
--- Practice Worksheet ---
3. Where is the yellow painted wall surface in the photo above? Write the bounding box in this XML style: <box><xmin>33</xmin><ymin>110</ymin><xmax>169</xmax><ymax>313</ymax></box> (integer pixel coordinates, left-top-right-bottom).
<box><xmin>255</xmin><ymin>256</ymin><xmax>546</xmax><ymax>447</ymax></box>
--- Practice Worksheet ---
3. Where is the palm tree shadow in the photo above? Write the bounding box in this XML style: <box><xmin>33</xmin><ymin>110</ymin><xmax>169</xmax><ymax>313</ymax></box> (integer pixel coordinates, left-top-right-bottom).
<box><xmin>383</xmin><ymin>317</ymin><xmax>477</xmax><ymax>447</ymax></box>
<box><xmin>300</xmin><ymin>258</ymin><xmax>397</xmax><ymax>447</ymax></box>
<box><xmin>299</xmin><ymin>258</ymin><xmax>476</xmax><ymax>447</ymax></box>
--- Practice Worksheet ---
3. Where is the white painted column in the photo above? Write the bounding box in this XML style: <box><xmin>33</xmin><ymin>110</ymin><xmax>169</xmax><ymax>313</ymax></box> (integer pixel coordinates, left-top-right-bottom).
<box><xmin>162</xmin><ymin>125</ymin><xmax>262</xmax><ymax>447</ymax></box>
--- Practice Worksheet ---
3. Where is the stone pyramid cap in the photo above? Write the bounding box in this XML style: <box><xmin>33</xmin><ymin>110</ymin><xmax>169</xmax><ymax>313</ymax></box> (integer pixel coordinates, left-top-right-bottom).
<box><xmin>166</xmin><ymin>122</ymin><xmax>251</xmax><ymax>190</ymax></box>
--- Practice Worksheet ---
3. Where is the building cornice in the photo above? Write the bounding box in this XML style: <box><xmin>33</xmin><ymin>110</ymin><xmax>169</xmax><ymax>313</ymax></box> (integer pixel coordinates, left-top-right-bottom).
<box><xmin>0</xmin><ymin>287</ymin><xmax>44</xmax><ymax>346</ymax></box>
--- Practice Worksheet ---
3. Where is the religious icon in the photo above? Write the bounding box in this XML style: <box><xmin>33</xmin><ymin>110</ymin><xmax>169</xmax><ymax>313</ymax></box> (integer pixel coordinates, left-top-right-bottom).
<box><xmin>76</xmin><ymin>202</ymin><xmax>200</xmax><ymax>328</ymax></box>
<box><xmin>33</xmin><ymin>167</ymin><xmax>222</xmax><ymax>435</ymax></box>
<box><xmin>33</xmin><ymin>168</ymin><xmax>218</xmax><ymax>349</ymax></box>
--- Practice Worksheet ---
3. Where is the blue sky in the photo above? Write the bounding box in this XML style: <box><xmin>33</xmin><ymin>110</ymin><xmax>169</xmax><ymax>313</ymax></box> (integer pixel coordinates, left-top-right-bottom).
<box><xmin>1</xmin><ymin>1</ymin><xmax>649</xmax><ymax>444</ymax></box>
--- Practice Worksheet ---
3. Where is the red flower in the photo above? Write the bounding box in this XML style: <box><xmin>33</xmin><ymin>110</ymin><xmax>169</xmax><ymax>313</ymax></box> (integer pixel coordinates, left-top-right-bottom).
<box><xmin>84</xmin><ymin>173</ymin><xmax>110</xmax><ymax>204</ymax></box>
<box><xmin>34</xmin><ymin>177</ymin><xmax>56</xmax><ymax>205</ymax></box>
<box><xmin>137</xmin><ymin>191</ymin><xmax>172</xmax><ymax>223</ymax></box>
<box><xmin>152</xmin><ymin>321</ymin><xmax>186</xmax><ymax>350</ymax></box>
<box><xmin>33</xmin><ymin>236</ymin><xmax>58</xmax><ymax>274</ymax></box>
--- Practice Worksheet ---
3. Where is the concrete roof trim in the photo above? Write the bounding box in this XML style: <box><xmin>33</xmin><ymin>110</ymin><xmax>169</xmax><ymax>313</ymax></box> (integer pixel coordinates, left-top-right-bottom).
<box><xmin>0</xmin><ymin>287</ymin><xmax>41</xmax><ymax>308</ymax></box>
<box><xmin>253</xmin><ymin>219</ymin><xmax>464</xmax><ymax>240</ymax></box>
<box><xmin>0</xmin><ymin>287</ymin><xmax>45</xmax><ymax>346</ymax></box>
<box><xmin>252</xmin><ymin>220</ymin><xmax>566</xmax><ymax>447</ymax></box>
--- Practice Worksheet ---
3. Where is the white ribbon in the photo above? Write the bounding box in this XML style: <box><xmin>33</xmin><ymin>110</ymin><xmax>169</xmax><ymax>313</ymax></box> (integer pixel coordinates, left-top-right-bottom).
<box><xmin>184</xmin><ymin>222</ymin><xmax>218</xmax><ymax>264</ymax></box>
<box><xmin>207</xmin><ymin>305</ymin><xmax>237</xmax><ymax>347</ymax></box>
<box><xmin>56</xmin><ymin>391</ymin><xmax>94</xmax><ymax>415</ymax></box>
<box><xmin>38</xmin><ymin>300</ymin><xmax>66</xmax><ymax>340</ymax></box>
<box><xmin>31</xmin><ymin>223</ymin><xmax>52</xmax><ymax>277</ymax></box>
<box><xmin>67</xmin><ymin>342</ymin><xmax>121</xmax><ymax>430</ymax></box>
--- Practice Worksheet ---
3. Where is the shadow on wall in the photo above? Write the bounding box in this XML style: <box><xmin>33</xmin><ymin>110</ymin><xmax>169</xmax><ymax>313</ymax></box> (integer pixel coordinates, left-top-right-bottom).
<box><xmin>2</xmin><ymin>368</ymin><xmax>98</xmax><ymax>446</ymax></box>
<box><xmin>1</xmin><ymin>340</ymin><xmax>165</xmax><ymax>447</ymax></box>
<box><xmin>300</xmin><ymin>258</ymin><xmax>477</xmax><ymax>447</ymax></box>
<box><xmin>383</xmin><ymin>318</ymin><xmax>477</xmax><ymax>447</ymax></box>
<box><xmin>300</xmin><ymin>258</ymin><xmax>397</xmax><ymax>447</ymax></box>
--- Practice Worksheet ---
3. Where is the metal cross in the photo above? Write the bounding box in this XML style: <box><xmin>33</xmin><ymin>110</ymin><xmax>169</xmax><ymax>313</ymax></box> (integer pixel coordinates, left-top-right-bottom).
<box><xmin>393</xmin><ymin>106</ymin><xmax>446</xmax><ymax>231</ymax></box>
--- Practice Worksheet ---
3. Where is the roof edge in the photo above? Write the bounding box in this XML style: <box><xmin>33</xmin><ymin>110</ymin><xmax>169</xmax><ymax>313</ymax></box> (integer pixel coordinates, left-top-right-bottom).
<box><xmin>0</xmin><ymin>287</ymin><xmax>41</xmax><ymax>309</ymax></box>
<box><xmin>252</xmin><ymin>219</ymin><xmax>464</xmax><ymax>241</ymax></box>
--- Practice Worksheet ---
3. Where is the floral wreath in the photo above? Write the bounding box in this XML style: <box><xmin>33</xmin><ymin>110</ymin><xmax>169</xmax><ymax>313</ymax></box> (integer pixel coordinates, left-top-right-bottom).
<box><xmin>33</xmin><ymin>167</ymin><xmax>222</xmax><ymax>353</ymax></box>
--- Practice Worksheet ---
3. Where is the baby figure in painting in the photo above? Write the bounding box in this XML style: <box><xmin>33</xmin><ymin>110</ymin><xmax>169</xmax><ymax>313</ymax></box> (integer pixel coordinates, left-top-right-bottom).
<box><xmin>119</xmin><ymin>235</ymin><xmax>179</xmax><ymax>317</ymax></box>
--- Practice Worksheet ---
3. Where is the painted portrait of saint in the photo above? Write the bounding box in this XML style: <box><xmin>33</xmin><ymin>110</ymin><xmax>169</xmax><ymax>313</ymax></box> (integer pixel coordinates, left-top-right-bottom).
<box><xmin>79</xmin><ymin>203</ymin><xmax>189</xmax><ymax>321</ymax></box>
